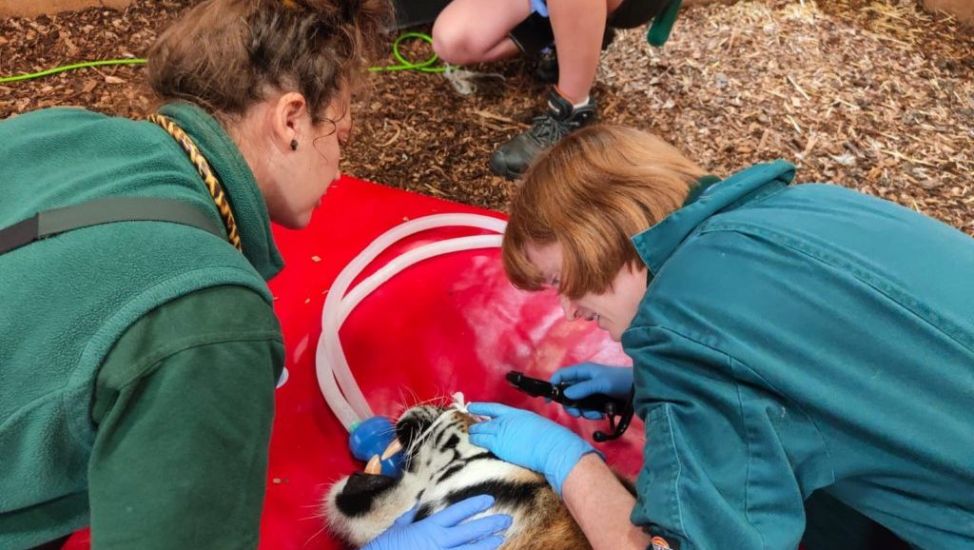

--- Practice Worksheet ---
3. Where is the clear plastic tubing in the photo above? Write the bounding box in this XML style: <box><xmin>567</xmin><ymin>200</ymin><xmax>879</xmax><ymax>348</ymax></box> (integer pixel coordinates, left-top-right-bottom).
<box><xmin>316</xmin><ymin>214</ymin><xmax>507</xmax><ymax>431</ymax></box>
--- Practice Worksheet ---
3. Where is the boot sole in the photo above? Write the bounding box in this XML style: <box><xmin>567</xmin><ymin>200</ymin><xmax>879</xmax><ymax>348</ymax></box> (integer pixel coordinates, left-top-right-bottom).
<box><xmin>488</xmin><ymin>156</ymin><xmax>523</xmax><ymax>181</ymax></box>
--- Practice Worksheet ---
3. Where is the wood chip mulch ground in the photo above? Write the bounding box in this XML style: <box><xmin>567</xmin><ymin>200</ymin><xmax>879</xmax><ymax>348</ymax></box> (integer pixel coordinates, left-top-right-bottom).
<box><xmin>1</xmin><ymin>0</ymin><xmax>971</xmax><ymax>235</ymax></box>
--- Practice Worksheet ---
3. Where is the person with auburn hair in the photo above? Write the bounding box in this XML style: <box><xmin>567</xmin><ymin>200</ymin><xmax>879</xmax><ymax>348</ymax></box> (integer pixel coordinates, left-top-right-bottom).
<box><xmin>0</xmin><ymin>1</ymin><xmax>510</xmax><ymax>548</ymax></box>
<box><xmin>467</xmin><ymin>124</ymin><xmax>974</xmax><ymax>549</ymax></box>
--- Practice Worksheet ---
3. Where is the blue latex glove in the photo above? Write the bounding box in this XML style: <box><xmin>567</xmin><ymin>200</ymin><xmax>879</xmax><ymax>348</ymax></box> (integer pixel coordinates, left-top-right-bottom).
<box><xmin>551</xmin><ymin>363</ymin><xmax>634</xmax><ymax>419</ymax></box>
<box><xmin>364</xmin><ymin>495</ymin><xmax>511</xmax><ymax>550</ymax></box>
<box><xmin>468</xmin><ymin>402</ymin><xmax>599</xmax><ymax>495</ymax></box>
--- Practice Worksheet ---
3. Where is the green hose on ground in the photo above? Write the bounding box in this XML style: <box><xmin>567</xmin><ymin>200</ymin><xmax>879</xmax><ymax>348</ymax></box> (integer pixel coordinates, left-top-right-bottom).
<box><xmin>0</xmin><ymin>32</ymin><xmax>444</xmax><ymax>85</ymax></box>
<box><xmin>0</xmin><ymin>58</ymin><xmax>148</xmax><ymax>84</ymax></box>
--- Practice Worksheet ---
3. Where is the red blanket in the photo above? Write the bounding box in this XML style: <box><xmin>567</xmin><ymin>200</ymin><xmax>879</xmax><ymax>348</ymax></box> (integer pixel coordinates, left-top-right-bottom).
<box><xmin>67</xmin><ymin>176</ymin><xmax>642</xmax><ymax>549</ymax></box>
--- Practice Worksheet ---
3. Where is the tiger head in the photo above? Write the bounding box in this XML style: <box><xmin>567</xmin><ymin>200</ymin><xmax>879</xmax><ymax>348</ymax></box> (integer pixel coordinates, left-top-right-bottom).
<box><xmin>323</xmin><ymin>403</ymin><xmax>591</xmax><ymax>549</ymax></box>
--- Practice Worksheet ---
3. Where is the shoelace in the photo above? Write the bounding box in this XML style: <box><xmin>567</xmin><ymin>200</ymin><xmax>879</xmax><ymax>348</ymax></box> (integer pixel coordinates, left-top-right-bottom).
<box><xmin>528</xmin><ymin>112</ymin><xmax>574</xmax><ymax>145</ymax></box>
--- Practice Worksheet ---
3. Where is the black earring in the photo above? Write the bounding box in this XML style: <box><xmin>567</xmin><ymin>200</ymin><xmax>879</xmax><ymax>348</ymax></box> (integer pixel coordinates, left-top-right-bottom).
<box><xmin>290</xmin><ymin>139</ymin><xmax>299</xmax><ymax>151</ymax></box>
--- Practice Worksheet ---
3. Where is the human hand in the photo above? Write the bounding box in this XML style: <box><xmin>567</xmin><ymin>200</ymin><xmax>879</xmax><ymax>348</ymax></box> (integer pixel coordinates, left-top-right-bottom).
<box><xmin>551</xmin><ymin>363</ymin><xmax>634</xmax><ymax>419</ymax></box>
<box><xmin>468</xmin><ymin>402</ymin><xmax>599</xmax><ymax>495</ymax></box>
<box><xmin>363</xmin><ymin>495</ymin><xmax>511</xmax><ymax>550</ymax></box>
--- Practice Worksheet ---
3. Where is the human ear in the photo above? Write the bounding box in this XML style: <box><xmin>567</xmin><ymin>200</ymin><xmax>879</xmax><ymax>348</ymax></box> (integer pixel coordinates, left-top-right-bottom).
<box><xmin>271</xmin><ymin>92</ymin><xmax>309</xmax><ymax>151</ymax></box>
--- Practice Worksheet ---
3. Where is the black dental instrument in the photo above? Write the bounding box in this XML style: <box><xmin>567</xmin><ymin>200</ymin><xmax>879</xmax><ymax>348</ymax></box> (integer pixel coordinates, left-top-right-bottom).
<box><xmin>505</xmin><ymin>370</ymin><xmax>636</xmax><ymax>442</ymax></box>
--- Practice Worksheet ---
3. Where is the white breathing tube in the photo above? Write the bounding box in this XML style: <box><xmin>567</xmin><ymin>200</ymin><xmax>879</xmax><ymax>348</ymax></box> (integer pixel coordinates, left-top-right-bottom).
<box><xmin>315</xmin><ymin>213</ymin><xmax>507</xmax><ymax>432</ymax></box>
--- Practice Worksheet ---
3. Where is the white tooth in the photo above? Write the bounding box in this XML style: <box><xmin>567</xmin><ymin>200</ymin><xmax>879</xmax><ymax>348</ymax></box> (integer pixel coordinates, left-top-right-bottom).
<box><xmin>364</xmin><ymin>455</ymin><xmax>381</xmax><ymax>474</ymax></box>
<box><xmin>381</xmin><ymin>439</ymin><xmax>403</xmax><ymax>460</ymax></box>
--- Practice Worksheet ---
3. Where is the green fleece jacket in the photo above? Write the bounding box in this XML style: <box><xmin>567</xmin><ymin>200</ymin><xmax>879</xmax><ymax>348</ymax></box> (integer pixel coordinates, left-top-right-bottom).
<box><xmin>0</xmin><ymin>103</ymin><xmax>285</xmax><ymax>548</ymax></box>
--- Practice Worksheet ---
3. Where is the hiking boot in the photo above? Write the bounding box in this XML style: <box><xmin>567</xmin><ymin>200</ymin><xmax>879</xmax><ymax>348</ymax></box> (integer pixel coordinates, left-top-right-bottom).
<box><xmin>489</xmin><ymin>90</ymin><xmax>597</xmax><ymax>180</ymax></box>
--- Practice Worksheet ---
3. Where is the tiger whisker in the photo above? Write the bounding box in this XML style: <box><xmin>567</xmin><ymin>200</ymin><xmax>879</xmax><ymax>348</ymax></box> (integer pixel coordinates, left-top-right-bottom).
<box><xmin>405</xmin><ymin>408</ymin><xmax>456</xmax><ymax>458</ymax></box>
<box><xmin>302</xmin><ymin>524</ymin><xmax>330</xmax><ymax>547</ymax></box>
<box><xmin>408</xmin><ymin>394</ymin><xmax>450</xmax><ymax>409</ymax></box>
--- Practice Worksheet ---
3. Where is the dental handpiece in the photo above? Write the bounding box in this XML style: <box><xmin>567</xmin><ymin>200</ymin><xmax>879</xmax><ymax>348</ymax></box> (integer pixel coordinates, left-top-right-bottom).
<box><xmin>505</xmin><ymin>370</ymin><xmax>627</xmax><ymax>415</ymax></box>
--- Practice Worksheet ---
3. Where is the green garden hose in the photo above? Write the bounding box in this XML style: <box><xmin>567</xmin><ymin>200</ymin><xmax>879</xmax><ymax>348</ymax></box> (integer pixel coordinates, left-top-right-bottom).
<box><xmin>369</xmin><ymin>32</ymin><xmax>446</xmax><ymax>74</ymax></box>
<box><xmin>0</xmin><ymin>58</ymin><xmax>148</xmax><ymax>84</ymax></box>
<box><xmin>0</xmin><ymin>32</ymin><xmax>445</xmax><ymax>84</ymax></box>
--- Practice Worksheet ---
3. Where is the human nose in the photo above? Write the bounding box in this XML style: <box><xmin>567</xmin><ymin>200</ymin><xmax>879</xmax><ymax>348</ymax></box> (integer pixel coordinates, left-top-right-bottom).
<box><xmin>559</xmin><ymin>295</ymin><xmax>578</xmax><ymax>321</ymax></box>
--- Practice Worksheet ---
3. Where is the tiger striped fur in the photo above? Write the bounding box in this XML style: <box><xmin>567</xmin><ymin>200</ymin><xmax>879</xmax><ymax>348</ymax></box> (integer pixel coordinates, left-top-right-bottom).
<box><xmin>324</xmin><ymin>404</ymin><xmax>591</xmax><ymax>549</ymax></box>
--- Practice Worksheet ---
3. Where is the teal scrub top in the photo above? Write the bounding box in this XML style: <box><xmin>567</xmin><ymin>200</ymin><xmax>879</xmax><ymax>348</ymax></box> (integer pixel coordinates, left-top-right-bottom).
<box><xmin>623</xmin><ymin>161</ymin><xmax>974</xmax><ymax>549</ymax></box>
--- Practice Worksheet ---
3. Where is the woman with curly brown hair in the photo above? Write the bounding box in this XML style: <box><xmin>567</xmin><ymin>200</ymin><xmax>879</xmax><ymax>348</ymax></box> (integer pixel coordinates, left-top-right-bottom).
<box><xmin>0</xmin><ymin>1</ymin><xmax>509</xmax><ymax>548</ymax></box>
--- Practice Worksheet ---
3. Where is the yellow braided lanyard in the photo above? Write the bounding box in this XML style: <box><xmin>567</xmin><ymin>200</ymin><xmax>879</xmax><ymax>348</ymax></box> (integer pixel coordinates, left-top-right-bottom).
<box><xmin>147</xmin><ymin>114</ymin><xmax>243</xmax><ymax>251</ymax></box>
